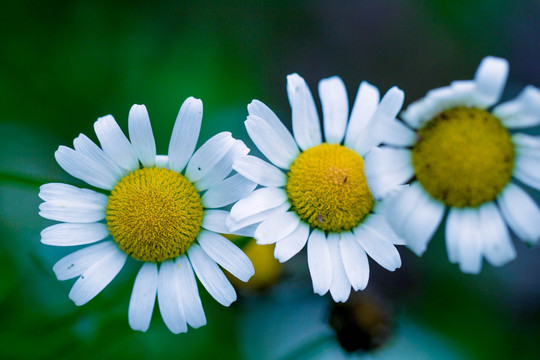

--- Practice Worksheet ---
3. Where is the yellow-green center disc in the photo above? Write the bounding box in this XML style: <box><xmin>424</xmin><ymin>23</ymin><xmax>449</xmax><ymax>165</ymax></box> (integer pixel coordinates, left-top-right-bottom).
<box><xmin>106</xmin><ymin>167</ymin><xmax>203</xmax><ymax>262</ymax></box>
<box><xmin>412</xmin><ymin>107</ymin><xmax>514</xmax><ymax>207</ymax></box>
<box><xmin>286</xmin><ymin>143</ymin><xmax>374</xmax><ymax>232</ymax></box>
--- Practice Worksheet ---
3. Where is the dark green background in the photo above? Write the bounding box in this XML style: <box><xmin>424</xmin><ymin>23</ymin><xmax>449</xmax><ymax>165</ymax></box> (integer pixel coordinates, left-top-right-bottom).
<box><xmin>1</xmin><ymin>0</ymin><xmax>539</xmax><ymax>359</ymax></box>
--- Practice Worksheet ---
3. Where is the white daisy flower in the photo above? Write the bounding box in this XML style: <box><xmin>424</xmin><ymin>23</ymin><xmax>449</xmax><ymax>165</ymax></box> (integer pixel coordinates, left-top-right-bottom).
<box><xmin>227</xmin><ymin>74</ymin><xmax>408</xmax><ymax>302</ymax></box>
<box><xmin>369</xmin><ymin>56</ymin><xmax>540</xmax><ymax>273</ymax></box>
<box><xmin>39</xmin><ymin>97</ymin><xmax>256</xmax><ymax>333</ymax></box>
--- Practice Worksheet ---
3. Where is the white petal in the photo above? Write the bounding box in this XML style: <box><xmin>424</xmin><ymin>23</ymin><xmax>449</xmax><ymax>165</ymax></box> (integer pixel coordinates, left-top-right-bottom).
<box><xmin>188</xmin><ymin>244</ymin><xmax>237</xmax><ymax>306</ymax></box>
<box><xmin>41</xmin><ymin>223</ymin><xmax>109</xmax><ymax>246</ymax></box>
<box><xmin>434</xmin><ymin>80</ymin><xmax>482</xmax><ymax>109</ymax></box>
<box><xmin>498</xmin><ymin>183</ymin><xmax>540</xmax><ymax>244</ymax></box>
<box><xmin>445</xmin><ymin>209</ymin><xmax>468</xmax><ymax>268</ymax></box>
<box><xmin>128</xmin><ymin>104</ymin><xmax>156</xmax><ymax>167</ymax></box>
<box><xmin>458</xmin><ymin>210</ymin><xmax>483</xmax><ymax>274</ymax></box>
<box><xmin>274</xmin><ymin>221</ymin><xmax>309</xmax><ymax>263</ymax></box>
<box><xmin>245</xmin><ymin>115</ymin><xmax>299</xmax><ymax>169</ymax></box>
<box><xmin>39</xmin><ymin>183</ymin><xmax>108</xmax><ymax>204</ymax></box>
<box><xmin>364</xmin><ymin>147</ymin><xmax>414</xmax><ymax>199</ymax></box>
<box><xmin>362</xmin><ymin>213</ymin><xmax>405</xmax><ymax>245</ymax></box>
<box><xmin>233</xmin><ymin>155</ymin><xmax>287</xmax><ymax>187</ymax></box>
<box><xmin>327</xmin><ymin>233</ymin><xmax>352</xmax><ymax>302</ymax></box>
<box><xmin>287</xmin><ymin>73</ymin><xmax>322</xmax><ymax>150</ymax></box>
<box><xmin>73</xmin><ymin>134</ymin><xmax>125</xmax><ymax>180</ymax></box>
<box><xmin>175</xmin><ymin>256</ymin><xmax>206</xmax><ymax>329</ymax></box>
<box><xmin>384</xmin><ymin>182</ymin><xmax>444</xmax><ymax>256</ymax></box>
<box><xmin>157</xmin><ymin>260</ymin><xmax>187</xmax><ymax>334</ymax></box>
<box><xmin>128</xmin><ymin>262</ymin><xmax>158</xmax><ymax>332</ymax></box>
<box><xmin>371</xmin><ymin>86</ymin><xmax>405</xmax><ymax>126</ymax></box>
<box><xmin>473</xmin><ymin>56</ymin><xmax>509</xmax><ymax>108</ymax></box>
<box><xmin>512</xmin><ymin>135</ymin><xmax>540</xmax><ymax>190</ymax></box>
<box><xmin>168</xmin><ymin>97</ymin><xmax>203</xmax><ymax>173</ymax></box>
<box><xmin>445</xmin><ymin>208</ymin><xmax>483</xmax><ymax>274</ymax></box>
<box><xmin>339</xmin><ymin>231</ymin><xmax>369</xmax><ymax>291</ymax></box>
<box><xmin>319</xmin><ymin>76</ymin><xmax>348</xmax><ymax>144</ymax></box>
<box><xmin>254</xmin><ymin>211</ymin><xmax>300</xmax><ymax>245</ymax></box>
<box><xmin>201</xmin><ymin>173</ymin><xmax>257</xmax><ymax>209</ymax></box>
<box><xmin>373</xmin><ymin>184</ymin><xmax>409</xmax><ymax>216</ymax></box>
<box><xmin>401</xmin><ymin>98</ymin><xmax>433</xmax><ymax>129</ymax></box>
<box><xmin>307</xmin><ymin>230</ymin><xmax>332</xmax><ymax>295</ymax></box>
<box><xmin>154</xmin><ymin>155</ymin><xmax>169</xmax><ymax>168</ymax></box>
<box><xmin>493</xmin><ymin>86</ymin><xmax>540</xmax><ymax>128</ymax></box>
<box><xmin>376</xmin><ymin>118</ymin><xmax>416</xmax><ymax>148</ymax></box>
<box><xmin>352</xmin><ymin>86</ymin><xmax>405</xmax><ymax>155</ymax></box>
<box><xmin>202</xmin><ymin>210</ymin><xmax>257</xmax><ymax>237</ymax></box>
<box><xmin>185</xmin><ymin>132</ymin><xmax>235</xmax><ymax>182</ymax></box>
<box><xmin>382</xmin><ymin>183</ymin><xmax>423</xmax><ymax>231</ymax></box>
<box><xmin>445</xmin><ymin>208</ymin><xmax>462</xmax><ymax>264</ymax></box>
<box><xmin>512</xmin><ymin>133</ymin><xmax>540</xmax><ymax>150</ymax></box>
<box><xmin>39</xmin><ymin>183</ymin><xmax>108</xmax><ymax>223</ymax></box>
<box><xmin>344</xmin><ymin>81</ymin><xmax>380</xmax><ymax>148</ymax></box>
<box><xmin>227</xmin><ymin>224</ymin><xmax>258</xmax><ymax>237</ymax></box>
<box><xmin>417</xmin><ymin>84</ymin><xmax>472</xmax><ymax>123</ymax></box>
<box><xmin>94</xmin><ymin>115</ymin><xmax>139</xmax><ymax>171</ymax></box>
<box><xmin>55</xmin><ymin>146</ymin><xmax>118</xmax><ymax>190</ymax></box>
<box><xmin>514</xmin><ymin>160</ymin><xmax>540</xmax><ymax>191</ymax></box>
<box><xmin>228</xmin><ymin>187</ymin><xmax>288</xmax><ymax>223</ymax></box>
<box><xmin>247</xmin><ymin>99</ymin><xmax>299</xmax><ymax>155</ymax></box>
<box><xmin>53</xmin><ymin>241</ymin><xmax>117</xmax><ymax>280</ymax></box>
<box><xmin>197</xmin><ymin>230</ymin><xmax>254</xmax><ymax>282</ymax></box>
<box><xmin>202</xmin><ymin>210</ymin><xmax>231</xmax><ymax>234</ymax></box>
<box><xmin>39</xmin><ymin>202</ymin><xmax>106</xmax><ymax>224</ymax></box>
<box><xmin>226</xmin><ymin>202</ymin><xmax>290</xmax><ymax>232</ymax></box>
<box><xmin>402</xmin><ymin>81</ymin><xmax>478</xmax><ymax>129</ymax></box>
<box><xmin>194</xmin><ymin>140</ymin><xmax>249</xmax><ymax>191</ymax></box>
<box><xmin>478</xmin><ymin>202</ymin><xmax>516</xmax><ymax>267</ymax></box>
<box><xmin>69</xmin><ymin>245</ymin><xmax>127</xmax><ymax>306</ymax></box>
<box><xmin>449</xmin><ymin>80</ymin><xmax>480</xmax><ymax>105</ymax></box>
<box><xmin>354</xmin><ymin>225</ymin><xmax>401</xmax><ymax>271</ymax></box>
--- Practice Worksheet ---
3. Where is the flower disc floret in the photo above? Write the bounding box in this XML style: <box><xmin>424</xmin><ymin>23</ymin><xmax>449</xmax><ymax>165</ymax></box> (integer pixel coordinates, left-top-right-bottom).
<box><xmin>106</xmin><ymin>167</ymin><xmax>203</xmax><ymax>262</ymax></box>
<box><xmin>286</xmin><ymin>143</ymin><xmax>374</xmax><ymax>232</ymax></box>
<box><xmin>412</xmin><ymin>107</ymin><xmax>514</xmax><ymax>207</ymax></box>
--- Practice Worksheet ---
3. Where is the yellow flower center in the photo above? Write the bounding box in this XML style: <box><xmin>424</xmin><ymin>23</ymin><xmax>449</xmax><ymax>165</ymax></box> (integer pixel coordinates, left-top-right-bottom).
<box><xmin>412</xmin><ymin>107</ymin><xmax>514</xmax><ymax>207</ymax></box>
<box><xmin>106</xmin><ymin>167</ymin><xmax>203</xmax><ymax>262</ymax></box>
<box><xmin>286</xmin><ymin>143</ymin><xmax>374</xmax><ymax>232</ymax></box>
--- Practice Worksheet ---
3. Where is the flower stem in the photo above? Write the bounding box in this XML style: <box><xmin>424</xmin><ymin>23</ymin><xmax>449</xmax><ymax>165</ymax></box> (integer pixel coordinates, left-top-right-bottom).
<box><xmin>0</xmin><ymin>171</ymin><xmax>49</xmax><ymax>189</ymax></box>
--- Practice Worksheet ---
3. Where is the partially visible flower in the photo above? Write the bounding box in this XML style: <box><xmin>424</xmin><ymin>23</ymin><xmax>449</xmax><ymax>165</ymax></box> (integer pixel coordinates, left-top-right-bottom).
<box><xmin>329</xmin><ymin>291</ymin><xmax>394</xmax><ymax>353</ymax></box>
<box><xmin>369</xmin><ymin>56</ymin><xmax>540</xmax><ymax>273</ymax></box>
<box><xmin>227</xmin><ymin>74</ymin><xmax>408</xmax><ymax>302</ymax></box>
<box><xmin>237</xmin><ymin>288</ymin><xmax>465</xmax><ymax>360</ymax></box>
<box><xmin>39</xmin><ymin>97</ymin><xmax>255</xmax><ymax>333</ymax></box>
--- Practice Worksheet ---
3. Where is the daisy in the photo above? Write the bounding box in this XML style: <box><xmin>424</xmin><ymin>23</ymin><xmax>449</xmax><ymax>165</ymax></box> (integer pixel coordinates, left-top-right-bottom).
<box><xmin>39</xmin><ymin>97</ymin><xmax>256</xmax><ymax>333</ymax></box>
<box><xmin>367</xmin><ymin>56</ymin><xmax>540</xmax><ymax>273</ymax></box>
<box><xmin>226</xmin><ymin>74</ymin><xmax>408</xmax><ymax>302</ymax></box>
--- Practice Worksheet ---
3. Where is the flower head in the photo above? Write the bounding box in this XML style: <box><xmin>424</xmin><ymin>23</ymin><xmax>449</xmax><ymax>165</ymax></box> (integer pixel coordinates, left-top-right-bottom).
<box><xmin>227</xmin><ymin>74</ymin><xmax>407</xmax><ymax>302</ymax></box>
<box><xmin>39</xmin><ymin>97</ymin><xmax>256</xmax><ymax>333</ymax></box>
<box><xmin>370</xmin><ymin>56</ymin><xmax>540</xmax><ymax>273</ymax></box>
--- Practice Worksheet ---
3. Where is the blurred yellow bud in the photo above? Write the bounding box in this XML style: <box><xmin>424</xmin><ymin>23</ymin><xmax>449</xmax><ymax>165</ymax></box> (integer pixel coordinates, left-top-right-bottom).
<box><xmin>226</xmin><ymin>237</ymin><xmax>281</xmax><ymax>292</ymax></box>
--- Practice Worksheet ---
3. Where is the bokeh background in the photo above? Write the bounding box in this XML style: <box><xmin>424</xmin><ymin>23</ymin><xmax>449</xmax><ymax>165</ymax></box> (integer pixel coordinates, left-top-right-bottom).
<box><xmin>1</xmin><ymin>0</ymin><xmax>540</xmax><ymax>359</ymax></box>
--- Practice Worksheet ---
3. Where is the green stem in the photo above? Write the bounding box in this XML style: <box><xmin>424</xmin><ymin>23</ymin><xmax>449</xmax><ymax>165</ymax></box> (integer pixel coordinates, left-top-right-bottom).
<box><xmin>0</xmin><ymin>171</ymin><xmax>51</xmax><ymax>189</ymax></box>
<box><xmin>0</xmin><ymin>171</ymin><xmax>109</xmax><ymax>195</ymax></box>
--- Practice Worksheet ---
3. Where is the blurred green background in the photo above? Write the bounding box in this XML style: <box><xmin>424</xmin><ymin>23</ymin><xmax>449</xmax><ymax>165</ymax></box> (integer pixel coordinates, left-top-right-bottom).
<box><xmin>1</xmin><ymin>0</ymin><xmax>540</xmax><ymax>359</ymax></box>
